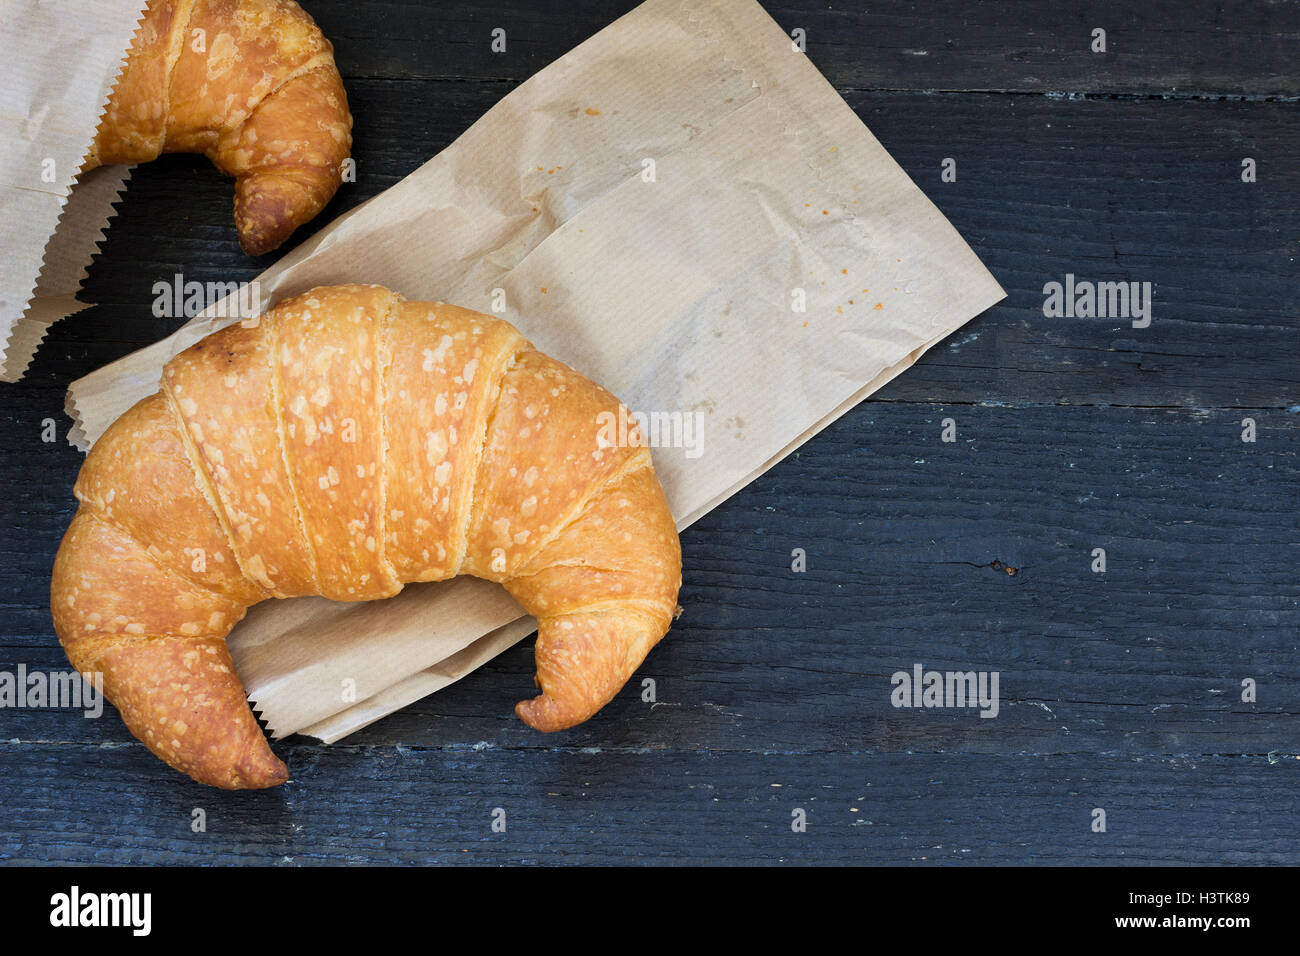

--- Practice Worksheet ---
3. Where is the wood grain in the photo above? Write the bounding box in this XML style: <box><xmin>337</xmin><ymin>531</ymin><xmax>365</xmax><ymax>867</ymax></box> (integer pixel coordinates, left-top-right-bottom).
<box><xmin>307</xmin><ymin>0</ymin><xmax>1300</xmax><ymax>97</ymax></box>
<box><xmin>2</xmin><ymin>746</ymin><xmax>1296</xmax><ymax>864</ymax></box>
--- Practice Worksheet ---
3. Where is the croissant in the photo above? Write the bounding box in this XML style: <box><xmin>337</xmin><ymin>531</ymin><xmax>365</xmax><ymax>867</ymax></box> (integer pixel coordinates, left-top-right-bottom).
<box><xmin>51</xmin><ymin>285</ymin><xmax>682</xmax><ymax>788</ymax></box>
<box><xmin>84</xmin><ymin>0</ymin><xmax>353</xmax><ymax>255</ymax></box>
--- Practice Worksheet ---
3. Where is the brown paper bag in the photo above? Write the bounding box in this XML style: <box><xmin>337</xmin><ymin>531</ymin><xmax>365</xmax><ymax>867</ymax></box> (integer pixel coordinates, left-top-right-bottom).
<box><xmin>65</xmin><ymin>0</ymin><xmax>1006</xmax><ymax>741</ymax></box>
<box><xmin>0</xmin><ymin>1</ymin><xmax>145</xmax><ymax>380</ymax></box>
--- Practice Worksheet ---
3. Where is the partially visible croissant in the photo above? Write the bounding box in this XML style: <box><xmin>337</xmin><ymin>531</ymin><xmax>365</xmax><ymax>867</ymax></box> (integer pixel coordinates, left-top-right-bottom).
<box><xmin>85</xmin><ymin>0</ymin><xmax>353</xmax><ymax>255</ymax></box>
<box><xmin>51</xmin><ymin>285</ymin><xmax>682</xmax><ymax>788</ymax></box>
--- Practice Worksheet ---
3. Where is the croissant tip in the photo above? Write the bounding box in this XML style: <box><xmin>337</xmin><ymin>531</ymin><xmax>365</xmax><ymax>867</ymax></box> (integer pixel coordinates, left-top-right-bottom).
<box><xmin>236</xmin><ymin>225</ymin><xmax>291</xmax><ymax>258</ymax></box>
<box><xmin>230</xmin><ymin>749</ymin><xmax>290</xmax><ymax>789</ymax></box>
<box><xmin>234</xmin><ymin>166</ymin><xmax>340</xmax><ymax>256</ymax></box>
<box><xmin>515</xmin><ymin>697</ymin><xmax>578</xmax><ymax>733</ymax></box>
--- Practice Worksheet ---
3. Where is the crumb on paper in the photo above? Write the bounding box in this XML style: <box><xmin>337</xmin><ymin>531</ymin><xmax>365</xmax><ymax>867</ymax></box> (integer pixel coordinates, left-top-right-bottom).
<box><xmin>873</xmin><ymin>303</ymin><xmax>883</xmax><ymax>310</ymax></box>
<box><xmin>585</xmin><ymin>107</ymin><xmax>601</xmax><ymax>115</ymax></box>
<box><xmin>541</xmin><ymin>287</ymin><xmax>548</xmax><ymax>294</ymax></box>
<box><xmin>821</xmin><ymin>210</ymin><xmax>829</xmax><ymax>215</ymax></box>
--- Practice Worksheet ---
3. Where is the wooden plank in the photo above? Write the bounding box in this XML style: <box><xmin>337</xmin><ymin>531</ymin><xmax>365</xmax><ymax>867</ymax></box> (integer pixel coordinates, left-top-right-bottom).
<box><xmin>2</xmin><ymin>746</ymin><xmax>1295</xmax><ymax>864</ymax></box>
<box><xmin>301</xmin><ymin>0</ymin><xmax>1300</xmax><ymax>96</ymax></box>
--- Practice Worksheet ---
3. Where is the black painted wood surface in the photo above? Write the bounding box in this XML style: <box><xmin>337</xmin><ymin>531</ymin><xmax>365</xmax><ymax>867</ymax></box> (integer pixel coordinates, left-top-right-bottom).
<box><xmin>1</xmin><ymin>0</ymin><xmax>1296</xmax><ymax>865</ymax></box>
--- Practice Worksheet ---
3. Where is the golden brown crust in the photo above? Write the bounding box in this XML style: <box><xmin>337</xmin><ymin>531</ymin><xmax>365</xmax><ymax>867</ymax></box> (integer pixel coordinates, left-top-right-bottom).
<box><xmin>74</xmin><ymin>392</ymin><xmax>264</xmax><ymax>605</ymax></box>
<box><xmin>88</xmin><ymin>0</ymin><xmax>352</xmax><ymax>255</ymax></box>
<box><xmin>88</xmin><ymin>0</ymin><xmax>187</xmax><ymax>166</ymax></box>
<box><xmin>381</xmin><ymin>300</ymin><xmax>527</xmax><ymax>582</ymax></box>
<box><xmin>270</xmin><ymin>285</ymin><xmax>400</xmax><ymax>601</ymax></box>
<box><xmin>163</xmin><ymin>318</ymin><xmax>320</xmax><ymax>598</ymax></box>
<box><xmin>508</xmin><ymin>465</ymin><xmax>682</xmax><ymax>731</ymax></box>
<box><xmin>460</xmin><ymin>350</ymin><xmax>645</xmax><ymax>580</ymax></box>
<box><xmin>51</xmin><ymin>511</ymin><xmax>282</xmax><ymax>789</ymax></box>
<box><xmin>51</xmin><ymin>285</ymin><xmax>682</xmax><ymax>787</ymax></box>
<box><xmin>223</xmin><ymin>66</ymin><xmax>352</xmax><ymax>255</ymax></box>
<box><xmin>99</xmin><ymin>636</ymin><xmax>288</xmax><ymax>789</ymax></box>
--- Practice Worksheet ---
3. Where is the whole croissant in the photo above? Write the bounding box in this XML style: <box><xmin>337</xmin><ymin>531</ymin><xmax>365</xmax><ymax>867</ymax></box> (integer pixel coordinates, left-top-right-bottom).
<box><xmin>85</xmin><ymin>0</ymin><xmax>352</xmax><ymax>255</ymax></box>
<box><xmin>51</xmin><ymin>285</ymin><xmax>682</xmax><ymax>788</ymax></box>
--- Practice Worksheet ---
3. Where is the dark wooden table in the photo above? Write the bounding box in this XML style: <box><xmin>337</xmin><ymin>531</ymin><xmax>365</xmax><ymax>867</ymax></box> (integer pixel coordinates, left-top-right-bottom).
<box><xmin>2</xmin><ymin>0</ymin><xmax>1296</xmax><ymax>865</ymax></box>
